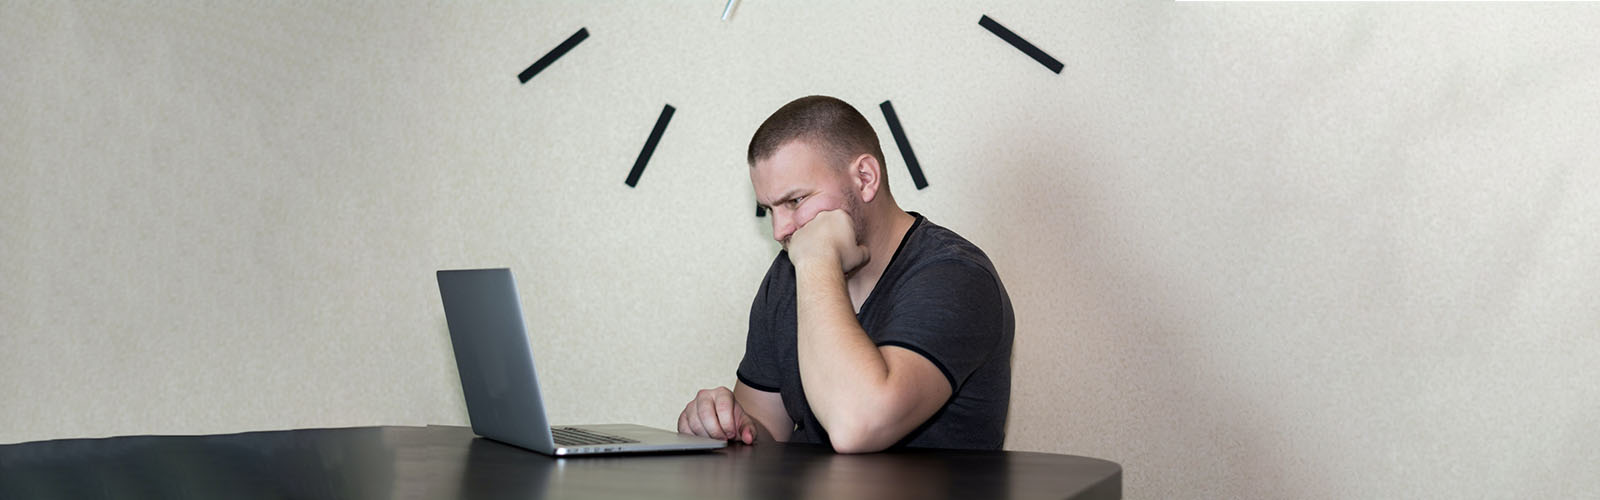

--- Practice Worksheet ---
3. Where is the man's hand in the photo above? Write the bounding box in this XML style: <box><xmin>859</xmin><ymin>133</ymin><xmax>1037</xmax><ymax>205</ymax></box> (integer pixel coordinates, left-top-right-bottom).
<box><xmin>677</xmin><ymin>386</ymin><xmax>757</xmax><ymax>444</ymax></box>
<box><xmin>787</xmin><ymin>209</ymin><xmax>870</xmax><ymax>274</ymax></box>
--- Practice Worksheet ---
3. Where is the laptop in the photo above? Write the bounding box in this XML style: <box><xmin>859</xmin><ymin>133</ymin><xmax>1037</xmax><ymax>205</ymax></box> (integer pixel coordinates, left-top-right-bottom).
<box><xmin>436</xmin><ymin>268</ymin><xmax>727</xmax><ymax>456</ymax></box>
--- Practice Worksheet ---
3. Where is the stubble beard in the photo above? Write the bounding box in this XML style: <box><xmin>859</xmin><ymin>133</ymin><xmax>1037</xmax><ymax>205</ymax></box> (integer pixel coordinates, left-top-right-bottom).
<box><xmin>842</xmin><ymin>189</ymin><xmax>870</xmax><ymax>247</ymax></box>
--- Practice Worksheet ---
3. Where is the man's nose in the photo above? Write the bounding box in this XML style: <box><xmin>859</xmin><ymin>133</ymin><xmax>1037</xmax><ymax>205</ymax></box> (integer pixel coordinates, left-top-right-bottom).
<box><xmin>772</xmin><ymin>215</ymin><xmax>796</xmax><ymax>243</ymax></box>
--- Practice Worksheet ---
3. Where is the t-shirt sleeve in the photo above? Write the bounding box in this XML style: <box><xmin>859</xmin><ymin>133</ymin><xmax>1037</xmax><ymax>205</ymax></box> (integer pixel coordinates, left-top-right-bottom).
<box><xmin>873</xmin><ymin>259</ymin><xmax>1007</xmax><ymax>393</ymax></box>
<box><xmin>736</xmin><ymin>255</ymin><xmax>786</xmax><ymax>393</ymax></box>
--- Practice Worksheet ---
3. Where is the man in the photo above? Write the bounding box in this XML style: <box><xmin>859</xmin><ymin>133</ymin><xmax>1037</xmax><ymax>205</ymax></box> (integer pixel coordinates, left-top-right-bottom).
<box><xmin>677</xmin><ymin>96</ymin><xmax>1014</xmax><ymax>453</ymax></box>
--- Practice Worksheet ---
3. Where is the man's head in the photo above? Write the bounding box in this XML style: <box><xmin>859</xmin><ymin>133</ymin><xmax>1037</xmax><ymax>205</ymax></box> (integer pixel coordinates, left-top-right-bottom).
<box><xmin>747</xmin><ymin>96</ymin><xmax>893</xmax><ymax>247</ymax></box>
<box><xmin>747</xmin><ymin>96</ymin><xmax>886</xmax><ymax>172</ymax></box>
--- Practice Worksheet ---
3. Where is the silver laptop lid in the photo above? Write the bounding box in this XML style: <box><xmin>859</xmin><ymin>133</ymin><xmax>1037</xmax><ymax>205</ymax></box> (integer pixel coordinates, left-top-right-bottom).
<box><xmin>436</xmin><ymin>268</ymin><xmax>557</xmax><ymax>453</ymax></box>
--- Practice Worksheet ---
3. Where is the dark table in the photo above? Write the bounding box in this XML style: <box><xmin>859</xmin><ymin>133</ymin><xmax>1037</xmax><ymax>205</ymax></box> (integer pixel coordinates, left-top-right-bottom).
<box><xmin>0</xmin><ymin>425</ymin><xmax>1120</xmax><ymax>499</ymax></box>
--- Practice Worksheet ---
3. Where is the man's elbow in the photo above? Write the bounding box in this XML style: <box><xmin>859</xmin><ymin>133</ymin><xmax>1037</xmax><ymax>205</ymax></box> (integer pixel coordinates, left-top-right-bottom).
<box><xmin>824</xmin><ymin>419</ymin><xmax>899</xmax><ymax>454</ymax></box>
<box><xmin>829</xmin><ymin>431</ymin><xmax>890</xmax><ymax>454</ymax></box>
<box><xmin>821</xmin><ymin>388</ymin><xmax>940</xmax><ymax>453</ymax></box>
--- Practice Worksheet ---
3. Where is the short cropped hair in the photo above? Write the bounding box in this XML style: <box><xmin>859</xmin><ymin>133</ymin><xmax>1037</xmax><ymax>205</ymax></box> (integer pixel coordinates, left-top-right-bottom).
<box><xmin>747</xmin><ymin>96</ymin><xmax>886</xmax><ymax>171</ymax></box>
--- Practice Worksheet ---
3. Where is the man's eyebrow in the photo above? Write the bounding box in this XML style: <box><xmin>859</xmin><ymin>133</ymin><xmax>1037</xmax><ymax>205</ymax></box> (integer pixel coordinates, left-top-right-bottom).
<box><xmin>759</xmin><ymin>189</ymin><xmax>805</xmax><ymax>209</ymax></box>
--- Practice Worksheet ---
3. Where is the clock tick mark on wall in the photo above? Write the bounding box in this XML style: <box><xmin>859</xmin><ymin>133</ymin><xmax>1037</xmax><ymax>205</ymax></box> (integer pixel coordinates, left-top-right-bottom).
<box><xmin>978</xmin><ymin>15</ymin><xmax>1063</xmax><ymax>74</ymax></box>
<box><xmin>518</xmin><ymin>28</ymin><xmax>588</xmax><ymax>84</ymax></box>
<box><xmin>626</xmin><ymin>104</ymin><xmax>676</xmax><ymax>188</ymax></box>
<box><xmin>879</xmin><ymin>101</ymin><xmax>928</xmax><ymax>191</ymax></box>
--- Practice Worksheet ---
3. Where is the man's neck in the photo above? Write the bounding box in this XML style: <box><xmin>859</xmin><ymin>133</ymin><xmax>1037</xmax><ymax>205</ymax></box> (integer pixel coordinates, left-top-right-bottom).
<box><xmin>846</xmin><ymin>209</ymin><xmax>916</xmax><ymax>312</ymax></box>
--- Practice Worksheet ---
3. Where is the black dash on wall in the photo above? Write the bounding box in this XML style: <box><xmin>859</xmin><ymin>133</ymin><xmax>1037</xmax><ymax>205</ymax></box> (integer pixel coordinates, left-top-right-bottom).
<box><xmin>756</xmin><ymin>205</ymin><xmax>766</xmax><ymax>217</ymax></box>
<box><xmin>518</xmin><ymin>27</ymin><xmax>589</xmax><ymax>84</ymax></box>
<box><xmin>978</xmin><ymin>15</ymin><xmax>1063</xmax><ymax>74</ymax></box>
<box><xmin>879</xmin><ymin>100</ymin><xmax>928</xmax><ymax>190</ymax></box>
<box><xmin>626</xmin><ymin>104</ymin><xmax>675</xmax><ymax>188</ymax></box>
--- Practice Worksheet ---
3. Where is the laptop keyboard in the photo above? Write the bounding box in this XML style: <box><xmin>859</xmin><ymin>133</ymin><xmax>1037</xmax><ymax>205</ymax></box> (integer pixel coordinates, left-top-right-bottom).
<box><xmin>551</xmin><ymin>427</ymin><xmax>640</xmax><ymax>446</ymax></box>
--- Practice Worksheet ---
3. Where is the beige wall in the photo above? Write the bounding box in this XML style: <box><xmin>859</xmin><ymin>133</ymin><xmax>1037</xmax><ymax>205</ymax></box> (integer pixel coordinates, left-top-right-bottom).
<box><xmin>4</xmin><ymin>2</ymin><xmax>1597</xmax><ymax>498</ymax></box>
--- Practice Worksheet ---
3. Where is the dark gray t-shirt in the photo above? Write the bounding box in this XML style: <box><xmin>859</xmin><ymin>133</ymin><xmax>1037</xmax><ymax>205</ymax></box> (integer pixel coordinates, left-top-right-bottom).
<box><xmin>736</xmin><ymin>214</ymin><xmax>1014</xmax><ymax>450</ymax></box>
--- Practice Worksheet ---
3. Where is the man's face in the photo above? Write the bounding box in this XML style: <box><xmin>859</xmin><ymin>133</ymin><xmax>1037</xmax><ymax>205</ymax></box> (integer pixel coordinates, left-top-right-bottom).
<box><xmin>750</xmin><ymin>140</ymin><xmax>862</xmax><ymax>248</ymax></box>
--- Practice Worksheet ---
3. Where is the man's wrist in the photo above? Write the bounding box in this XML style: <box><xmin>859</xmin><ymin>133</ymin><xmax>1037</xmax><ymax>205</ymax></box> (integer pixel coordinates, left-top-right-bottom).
<box><xmin>792</xmin><ymin>256</ymin><xmax>850</xmax><ymax>309</ymax></box>
<box><xmin>788</xmin><ymin>247</ymin><xmax>840</xmax><ymax>274</ymax></box>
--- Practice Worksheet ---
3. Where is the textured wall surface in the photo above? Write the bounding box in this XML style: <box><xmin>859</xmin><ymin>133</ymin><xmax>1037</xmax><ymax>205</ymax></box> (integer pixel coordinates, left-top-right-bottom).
<box><xmin>3</xmin><ymin>2</ymin><xmax>1597</xmax><ymax>498</ymax></box>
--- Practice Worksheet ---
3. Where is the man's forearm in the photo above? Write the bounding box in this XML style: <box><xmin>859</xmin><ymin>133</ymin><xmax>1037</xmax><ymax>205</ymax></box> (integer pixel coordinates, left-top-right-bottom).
<box><xmin>792</xmin><ymin>262</ymin><xmax>894</xmax><ymax>443</ymax></box>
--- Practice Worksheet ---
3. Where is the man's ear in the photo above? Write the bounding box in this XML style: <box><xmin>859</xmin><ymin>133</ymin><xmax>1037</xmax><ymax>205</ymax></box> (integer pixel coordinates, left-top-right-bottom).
<box><xmin>851</xmin><ymin>154</ymin><xmax>882</xmax><ymax>203</ymax></box>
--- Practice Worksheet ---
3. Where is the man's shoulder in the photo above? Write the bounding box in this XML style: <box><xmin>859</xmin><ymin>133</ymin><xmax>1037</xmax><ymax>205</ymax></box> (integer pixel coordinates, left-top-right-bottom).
<box><xmin>879</xmin><ymin>215</ymin><xmax>1009</xmax><ymax>307</ymax></box>
<box><xmin>902</xmin><ymin>215</ymin><xmax>999</xmax><ymax>273</ymax></box>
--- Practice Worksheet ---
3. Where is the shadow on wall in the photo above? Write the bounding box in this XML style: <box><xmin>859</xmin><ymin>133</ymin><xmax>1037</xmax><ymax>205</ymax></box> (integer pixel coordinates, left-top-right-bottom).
<box><xmin>976</xmin><ymin>119</ymin><xmax>1305</xmax><ymax>497</ymax></box>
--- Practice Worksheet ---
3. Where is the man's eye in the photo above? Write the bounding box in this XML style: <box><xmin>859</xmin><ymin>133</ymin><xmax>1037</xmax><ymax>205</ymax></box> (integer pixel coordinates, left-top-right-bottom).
<box><xmin>788</xmin><ymin>197</ymin><xmax>803</xmax><ymax>208</ymax></box>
